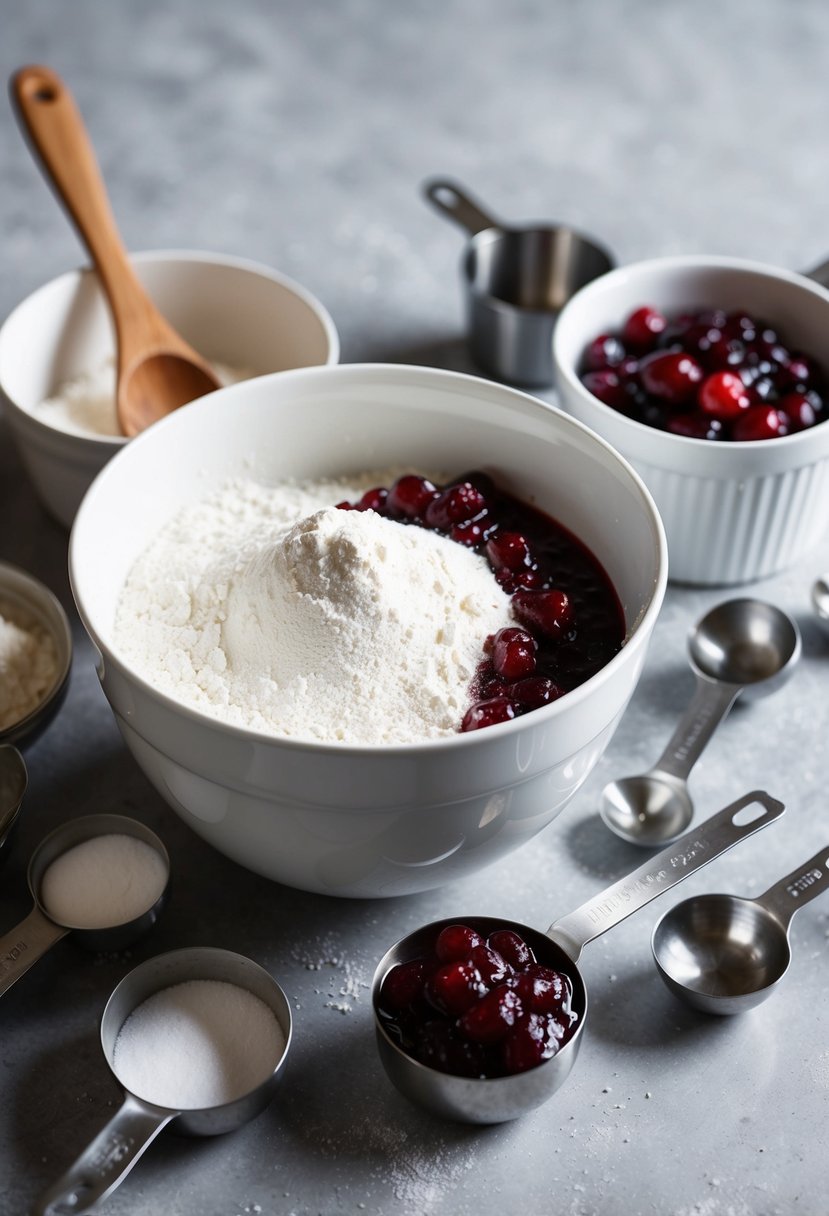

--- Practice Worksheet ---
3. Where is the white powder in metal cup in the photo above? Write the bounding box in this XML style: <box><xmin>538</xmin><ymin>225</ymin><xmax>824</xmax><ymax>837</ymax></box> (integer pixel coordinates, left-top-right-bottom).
<box><xmin>39</xmin><ymin>833</ymin><xmax>168</xmax><ymax>928</ymax></box>
<box><xmin>112</xmin><ymin>979</ymin><xmax>286</xmax><ymax>1109</ymax></box>
<box><xmin>0</xmin><ymin>598</ymin><xmax>59</xmax><ymax>731</ymax></box>
<box><xmin>113</xmin><ymin>473</ymin><xmax>515</xmax><ymax>744</ymax></box>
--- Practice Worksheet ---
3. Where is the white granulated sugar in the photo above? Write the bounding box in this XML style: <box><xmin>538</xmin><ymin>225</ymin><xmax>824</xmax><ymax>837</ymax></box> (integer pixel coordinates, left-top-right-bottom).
<box><xmin>115</xmin><ymin>473</ymin><xmax>515</xmax><ymax>744</ymax></box>
<box><xmin>112</xmin><ymin>979</ymin><xmax>286</xmax><ymax>1109</ymax></box>
<box><xmin>36</xmin><ymin>358</ymin><xmax>254</xmax><ymax>437</ymax></box>
<box><xmin>0</xmin><ymin>599</ymin><xmax>59</xmax><ymax>730</ymax></box>
<box><xmin>40</xmin><ymin>834</ymin><xmax>168</xmax><ymax>929</ymax></box>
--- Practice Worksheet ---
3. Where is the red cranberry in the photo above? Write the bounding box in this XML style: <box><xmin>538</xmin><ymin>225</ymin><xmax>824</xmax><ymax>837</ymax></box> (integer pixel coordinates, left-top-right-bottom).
<box><xmin>461</xmin><ymin>697</ymin><xmax>518</xmax><ymax>732</ymax></box>
<box><xmin>779</xmin><ymin>391</ymin><xmax>818</xmax><ymax>431</ymax></box>
<box><xmin>486</xmin><ymin>531</ymin><xmax>533</xmax><ymax>571</ymax></box>
<box><xmin>424</xmin><ymin>482</ymin><xmax>487</xmax><ymax>530</ymax></box>
<box><xmin>469</xmin><ymin>943</ymin><xmax>509</xmax><ymax>986</ymax></box>
<box><xmin>640</xmin><ymin>351</ymin><xmax>704</xmax><ymax>405</ymax></box>
<box><xmin>435</xmin><ymin>924</ymin><xmax>483</xmax><ymax>963</ymax></box>
<box><xmin>335</xmin><ymin>500</ymin><xmax>356</xmax><ymax>510</ymax></box>
<box><xmin>622</xmin><ymin>306</ymin><xmax>667</xmax><ymax>350</ymax></box>
<box><xmin>501</xmin><ymin>1012</ymin><xmax>564</xmax><ymax>1073</ymax></box>
<box><xmin>666</xmin><ymin>413</ymin><xmax>725</xmax><ymax>440</ymax></box>
<box><xmin>426</xmin><ymin>961</ymin><xmax>488</xmax><ymax>1015</ymax></box>
<box><xmin>512</xmin><ymin>590</ymin><xmax>574</xmax><ymax>640</ymax></box>
<box><xmin>511</xmin><ymin>965</ymin><xmax>571</xmax><ymax>1014</ymax></box>
<box><xmin>583</xmin><ymin>333</ymin><xmax>626</xmax><ymax>371</ymax></box>
<box><xmin>458</xmin><ymin>985</ymin><xmax>524</xmax><ymax>1044</ymax></box>
<box><xmin>581</xmin><ymin>369</ymin><xmax>628</xmax><ymax>408</ymax></box>
<box><xmin>491</xmin><ymin>627</ymin><xmax>537</xmax><ymax>681</ymax></box>
<box><xmin>380</xmin><ymin>960</ymin><xmax>429</xmax><ymax>1011</ymax></box>
<box><xmin>505</xmin><ymin>676</ymin><xmax>565</xmax><ymax>708</ymax></box>
<box><xmin>450</xmin><ymin>517</ymin><xmax>489</xmax><ymax>546</ymax></box>
<box><xmin>358</xmin><ymin>486</ymin><xmax>389</xmax><ymax>513</ymax></box>
<box><xmin>732</xmin><ymin>406</ymin><xmax>790</xmax><ymax>442</ymax></box>
<box><xmin>414</xmin><ymin>1021</ymin><xmax>485</xmax><ymax>1078</ymax></box>
<box><xmin>698</xmin><ymin>370</ymin><xmax>751</xmax><ymax>420</ymax></box>
<box><xmin>386</xmin><ymin>475</ymin><xmax>438</xmax><ymax>520</ymax></box>
<box><xmin>488</xmin><ymin>929</ymin><xmax>535</xmax><ymax>970</ymax></box>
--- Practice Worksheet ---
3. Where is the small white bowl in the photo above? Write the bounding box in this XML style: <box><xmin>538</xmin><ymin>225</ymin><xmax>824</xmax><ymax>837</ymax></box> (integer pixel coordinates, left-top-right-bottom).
<box><xmin>69</xmin><ymin>363</ymin><xmax>666</xmax><ymax>898</ymax></box>
<box><xmin>553</xmin><ymin>255</ymin><xmax>829</xmax><ymax>585</ymax></box>
<box><xmin>0</xmin><ymin>250</ymin><xmax>339</xmax><ymax>528</ymax></box>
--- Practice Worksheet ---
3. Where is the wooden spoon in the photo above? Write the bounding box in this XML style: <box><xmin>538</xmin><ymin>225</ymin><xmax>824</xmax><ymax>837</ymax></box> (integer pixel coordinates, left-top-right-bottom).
<box><xmin>11</xmin><ymin>65</ymin><xmax>220</xmax><ymax>437</ymax></box>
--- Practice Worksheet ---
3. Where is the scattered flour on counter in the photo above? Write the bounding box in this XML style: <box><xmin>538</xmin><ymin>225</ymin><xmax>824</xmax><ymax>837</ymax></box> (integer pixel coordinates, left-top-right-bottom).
<box><xmin>0</xmin><ymin>599</ymin><xmax>59</xmax><ymax>730</ymax></box>
<box><xmin>36</xmin><ymin>357</ymin><xmax>255</xmax><ymax>437</ymax></box>
<box><xmin>114</xmin><ymin>473</ymin><xmax>515</xmax><ymax>744</ymax></box>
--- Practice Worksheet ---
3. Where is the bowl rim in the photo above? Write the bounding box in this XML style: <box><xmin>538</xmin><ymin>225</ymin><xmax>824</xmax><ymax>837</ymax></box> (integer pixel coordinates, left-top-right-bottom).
<box><xmin>69</xmin><ymin>361</ymin><xmax>667</xmax><ymax>757</ymax></box>
<box><xmin>0</xmin><ymin>247</ymin><xmax>341</xmax><ymax>450</ymax></box>
<box><xmin>552</xmin><ymin>252</ymin><xmax>829</xmax><ymax>457</ymax></box>
<box><xmin>0</xmin><ymin>560</ymin><xmax>73</xmax><ymax>744</ymax></box>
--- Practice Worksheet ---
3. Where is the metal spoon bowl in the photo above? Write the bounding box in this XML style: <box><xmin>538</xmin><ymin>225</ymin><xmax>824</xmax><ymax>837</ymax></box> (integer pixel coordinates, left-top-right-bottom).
<box><xmin>600</xmin><ymin>599</ymin><xmax>800</xmax><ymax>847</ymax></box>
<box><xmin>34</xmin><ymin>947</ymin><xmax>292</xmax><ymax>1216</ymax></box>
<box><xmin>373</xmin><ymin>790</ymin><xmax>784</xmax><ymax>1123</ymax></box>
<box><xmin>652</xmin><ymin>844</ymin><xmax>829</xmax><ymax>1015</ymax></box>
<box><xmin>811</xmin><ymin>574</ymin><xmax>829</xmax><ymax>629</ymax></box>
<box><xmin>0</xmin><ymin>813</ymin><xmax>170</xmax><ymax>1000</ymax></box>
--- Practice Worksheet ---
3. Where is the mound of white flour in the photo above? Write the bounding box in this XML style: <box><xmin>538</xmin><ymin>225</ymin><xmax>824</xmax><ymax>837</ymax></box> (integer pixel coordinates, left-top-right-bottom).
<box><xmin>114</xmin><ymin>474</ymin><xmax>514</xmax><ymax>744</ymax></box>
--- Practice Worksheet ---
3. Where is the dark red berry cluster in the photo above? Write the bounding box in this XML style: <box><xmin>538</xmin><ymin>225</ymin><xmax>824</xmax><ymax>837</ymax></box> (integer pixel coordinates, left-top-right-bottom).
<box><xmin>377</xmin><ymin>922</ymin><xmax>579</xmax><ymax>1078</ymax></box>
<box><xmin>336</xmin><ymin>472</ymin><xmax>624</xmax><ymax>731</ymax></box>
<box><xmin>580</xmin><ymin>306</ymin><xmax>827</xmax><ymax>441</ymax></box>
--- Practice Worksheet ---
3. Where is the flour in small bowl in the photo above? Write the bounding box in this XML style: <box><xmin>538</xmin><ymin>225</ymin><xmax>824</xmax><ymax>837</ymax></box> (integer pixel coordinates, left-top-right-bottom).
<box><xmin>114</xmin><ymin>473</ymin><xmax>515</xmax><ymax>744</ymax></box>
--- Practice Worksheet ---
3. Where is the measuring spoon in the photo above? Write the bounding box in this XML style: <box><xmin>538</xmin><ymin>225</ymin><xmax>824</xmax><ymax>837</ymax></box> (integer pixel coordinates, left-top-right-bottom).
<box><xmin>11</xmin><ymin>65</ymin><xmax>220</xmax><ymax>437</ymax></box>
<box><xmin>600</xmin><ymin>599</ymin><xmax>800</xmax><ymax>848</ymax></box>
<box><xmin>0</xmin><ymin>813</ymin><xmax>169</xmax><ymax>999</ymax></box>
<box><xmin>652</xmin><ymin>843</ymin><xmax>829</xmax><ymax>1015</ymax></box>
<box><xmin>372</xmin><ymin>789</ymin><xmax>783</xmax><ymax>1123</ymax></box>
<box><xmin>33</xmin><ymin>947</ymin><xmax>292</xmax><ymax>1216</ymax></box>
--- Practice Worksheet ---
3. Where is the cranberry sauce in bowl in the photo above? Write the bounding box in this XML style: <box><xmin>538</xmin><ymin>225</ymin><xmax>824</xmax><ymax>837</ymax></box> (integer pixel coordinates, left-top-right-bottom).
<box><xmin>335</xmin><ymin>470</ymin><xmax>625</xmax><ymax>733</ymax></box>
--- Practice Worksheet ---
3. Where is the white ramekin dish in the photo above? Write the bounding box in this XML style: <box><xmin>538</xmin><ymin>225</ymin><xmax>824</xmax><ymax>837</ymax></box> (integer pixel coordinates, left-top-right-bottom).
<box><xmin>553</xmin><ymin>255</ymin><xmax>829</xmax><ymax>585</ymax></box>
<box><xmin>0</xmin><ymin>250</ymin><xmax>339</xmax><ymax>528</ymax></box>
<box><xmin>69</xmin><ymin>363</ymin><xmax>667</xmax><ymax>899</ymax></box>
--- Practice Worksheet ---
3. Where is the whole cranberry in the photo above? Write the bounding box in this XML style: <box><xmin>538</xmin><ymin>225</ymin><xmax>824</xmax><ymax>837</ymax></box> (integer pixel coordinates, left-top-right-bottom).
<box><xmin>435</xmin><ymin>924</ymin><xmax>483</xmax><ymax>963</ymax></box>
<box><xmin>486</xmin><ymin>531</ymin><xmax>533</xmax><ymax>571</ymax></box>
<box><xmin>461</xmin><ymin>697</ymin><xmax>518</xmax><ymax>732</ymax></box>
<box><xmin>424</xmin><ymin>483</ymin><xmax>486</xmax><ymax>530</ymax></box>
<box><xmin>505</xmin><ymin>676</ymin><xmax>565</xmax><ymax>708</ymax></box>
<box><xmin>583</xmin><ymin>333</ymin><xmax>626</xmax><ymax>371</ymax></box>
<box><xmin>581</xmin><ymin>369</ymin><xmax>628</xmax><ymax>409</ymax></box>
<box><xmin>666</xmin><ymin>413</ymin><xmax>725</xmax><ymax>440</ymax></box>
<box><xmin>698</xmin><ymin>370</ymin><xmax>751</xmax><ymax>420</ymax></box>
<box><xmin>488</xmin><ymin>929</ymin><xmax>535</xmax><ymax>970</ymax></box>
<box><xmin>512</xmin><ymin>589</ymin><xmax>574</xmax><ymax>640</ymax></box>
<box><xmin>501</xmin><ymin>1012</ymin><xmax>565</xmax><ymax>1073</ymax></box>
<box><xmin>469</xmin><ymin>943</ymin><xmax>509</xmax><ymax>986</ymax></box>
<box><xmin>511</xmin><ymin>965</ymin><xmax>571</xmax><ymax>1014</ymax></box>
<box><xmin>458</xmin><ymin>985</ymin><xmax>523</xmax><ymax>1044</ymax></box>
<box><xmin>622</xmin><ymin>306</ymin><xmax>667</xmax><ymax>350</ymax></box>
<box><xmin>379</xmin><ymin>959</ymin><xmax>430</xmax><ymax>1011</ymax></box>
<box><xmin>778</xmin><ymin>392</ymin><xmax>818</xmax><ymax>432</ymax></box>
<box><xmin>491</xmin><ymin>627</ymin><xmax>537</xmax><ymax>681</ymax></box>
<box><xmin>640</xmin><ymin>351</ymin><xmax>704</xmax><ymax>405</ymax></box>
<box><xmin>358</xmin><ymin>486</ymin><xmax>389</xmax><ymax>513</ymax></box>
<box><xmin>386</xmin><ymin>475</ymin><xmax>438</xmax><ymax>520</ymax></box>
<box><xmin>426</xmin><ymin>961</ymin><xmax>488</xmax><ymax>1015</ymax></box>
<box><xmin>732</xmin><ymin>406</ymin><xmax>790</xmax><ymax>442</ymax></box>
<box><xmin>414</xmin><ymin>1021</ymin><xmax>486</xmax><ymax>1078</ymax></box>
<box><xmin>450</xmin><ymin>516</ymin><xmax>490</xmax><ymax>546</ymax></box>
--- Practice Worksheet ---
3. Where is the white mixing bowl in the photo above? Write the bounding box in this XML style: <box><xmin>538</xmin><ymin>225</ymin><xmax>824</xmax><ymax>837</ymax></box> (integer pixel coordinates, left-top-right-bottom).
<box><xmin>0</xmin><ymin>250</ymin><xmax>339</xmax><ymax>528</ymax></box>
<box><xmin>69</xmin><ymin>364</ymin><xmax>666</xmax><ymax>898</ymax></box>
<box><xmin>553</xmin><ymin>255</ymin><xmax>829</xmax><ymax>585</ymax></box>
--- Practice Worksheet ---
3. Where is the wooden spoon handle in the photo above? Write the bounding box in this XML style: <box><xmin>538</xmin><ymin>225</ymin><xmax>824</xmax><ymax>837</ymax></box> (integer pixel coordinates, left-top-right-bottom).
<box><xmin>10</xmin><ymin>65</ymin><xmax>163</xmax><ymax>352</ymax></box>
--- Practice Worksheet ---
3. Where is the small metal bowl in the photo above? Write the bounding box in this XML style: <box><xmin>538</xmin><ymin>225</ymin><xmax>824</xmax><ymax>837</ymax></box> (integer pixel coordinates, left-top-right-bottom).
<box><xmin>0</xmin><ymin>561</ymin><xmax>72</xmax><ymax>748</ymax></box>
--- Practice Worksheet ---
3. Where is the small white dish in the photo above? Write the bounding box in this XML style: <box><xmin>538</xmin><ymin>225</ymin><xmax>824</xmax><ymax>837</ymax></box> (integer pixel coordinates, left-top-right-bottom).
<box><xmin>0</xmin><ymin>249</ymin><xmax>339</xmax><ymax>528</ymax></box>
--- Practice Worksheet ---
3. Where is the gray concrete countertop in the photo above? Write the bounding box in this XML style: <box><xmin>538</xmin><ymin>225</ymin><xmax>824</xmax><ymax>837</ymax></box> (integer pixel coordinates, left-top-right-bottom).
<box><xmin>1</xmin><ymin>3</ymin><xmax>828</xmax><ymax>1213</ymax></box>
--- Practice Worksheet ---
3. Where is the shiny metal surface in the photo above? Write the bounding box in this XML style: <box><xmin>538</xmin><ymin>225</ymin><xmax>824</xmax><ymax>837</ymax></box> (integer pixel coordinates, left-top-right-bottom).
<box><xmin>600</xmin><ymin>599</ymin><xmax>800</xmax><ymax>847</ymax></box>
<box><xmin>423</xmin><ymin>178</ymin><xmax>613</xmax><ymax>385</ymax></box>
<box><xmin>652</xmin><ymin>843</ymin><xmax>829</xmax><ymax>1015</ymax></box>
<box><xmin>372</xmin><ymin>790</ymin><xmax>783</xmax><ymax>1123</ymax></box>
<box><xmin>0</xmin><ymin>813</ymin><xmax>170</xmax><ymax>998</ymax></box>
<box><xmin>0</xmin><ymin>745</ymin><xmax>27</xmax><ymax>858</ymax></box>
<box><xmin>34</xmin><ymin>947</ymin><xmax>292</xmax><ymax>1215</ymax></box>
<box><xmin>811</xmin><ymin>574</ymin><xmax>829</xmax><ymax>628</ymax></box>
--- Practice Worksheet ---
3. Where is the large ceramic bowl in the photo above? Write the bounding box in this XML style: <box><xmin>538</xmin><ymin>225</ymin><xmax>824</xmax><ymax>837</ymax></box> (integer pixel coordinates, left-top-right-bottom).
<box><xmin>0</xmin><ymin>250</ymin><xmax>339</xmax><ymax>528</ymax></box>
<box><xmin>69</xmin><ymin>364</ymin><xmax>666</xmax><ymax>898</ymax></box>
<box><xmin>553</xmin><ymin>255</ymin><xmax>829</xmax><ymax>586</ymax></box>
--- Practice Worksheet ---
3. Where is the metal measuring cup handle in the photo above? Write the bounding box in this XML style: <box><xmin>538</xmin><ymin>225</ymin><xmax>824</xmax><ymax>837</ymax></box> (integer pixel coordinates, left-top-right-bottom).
<box><xmin>548</xmin><ymin>790</ymin><xmax>785</xmax><ymax>961</ymax></box>
<box><xmin>422</xmin><ymin>178</ymin><xmax>501</xmax><ymax>236</ymax></box>
<box><xmin>0</xmin><ymin>907</ymin><xmax>68</xmax><ymax>997</ymax></box>
<box><xmin>753</xmin><ymin>845</ymin><xmax>829</xmax><ymax>929</ymax></box>
<box><xmin>646</xmin><ymin>673</ymin><xmax>741</xmax><ymax>787</ymax></box>
<box><xmin>32</xmin><ymin>1093</ymin><xmax>177</xmax><ymax>1216</ymax></box>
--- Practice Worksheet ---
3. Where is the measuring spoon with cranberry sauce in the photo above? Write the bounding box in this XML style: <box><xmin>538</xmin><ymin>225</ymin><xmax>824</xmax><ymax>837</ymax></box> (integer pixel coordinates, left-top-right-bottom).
<box><xmin>373</xmin><ymin>789</ymin><xmax>784</xmax><ymax>1123</ymax></box>
<box><xmin>600</xmin><ymin>598</ymin><xmax>800</xmax><ymax>848</ymax></box>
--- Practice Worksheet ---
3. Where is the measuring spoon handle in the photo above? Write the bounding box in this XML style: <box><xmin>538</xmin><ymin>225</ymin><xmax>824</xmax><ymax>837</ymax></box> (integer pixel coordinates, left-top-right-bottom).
<box><xmin>756</xmin><ymin>844</ymin><xmax>829</xmax><ymax>931</ymax></box>
<box><xmin>548</xmin><ymin>790</ymin><xmax>785</xmax><ymax>960</ymax></box>
<box><xmin>422</xmin><ymin>178</ymin><xmax>501</xmax><ymax>236</ymax></box>
<box><xmin>0</xmin><ymin>905</ymin><xmax>68</xmax><ymax>998</ymax></box>
<box><xmin>651</xmin><ymin>673</ymin><xmax>741</xmax><ymax>783</ymax></box>
<box><xmin>33</xmin><ymin>1092</ymin><xmax>175</xmax><ymax>1216</ymax></box>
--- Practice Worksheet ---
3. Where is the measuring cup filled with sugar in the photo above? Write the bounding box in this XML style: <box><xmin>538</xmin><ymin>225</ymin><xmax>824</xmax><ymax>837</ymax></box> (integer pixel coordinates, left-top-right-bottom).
<box><xmin>0</xmin><ymin>813</ymin><xmax>169</xmax><ymax>998</ymax></box>
<box><xmin>34</xmin><ymin>947</ymin><xmax>292</xmax><ymax>1216</ymax></box>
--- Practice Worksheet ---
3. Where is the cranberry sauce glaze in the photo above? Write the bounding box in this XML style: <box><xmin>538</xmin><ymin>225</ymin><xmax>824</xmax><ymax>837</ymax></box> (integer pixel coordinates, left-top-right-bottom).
<box><xmin>335</xmin><ymin>471</ymin><xmax>625</xmax><ymax>732</ymax></box>
<box><xmin>580</xmin><ymin>305</ymin><xmax>828</xmax><ymax>441</ymax></box>
<box><xmin>377</xmin><ymin>921</ymin><xmax>580</xmax><ymax>1078</ymax></box>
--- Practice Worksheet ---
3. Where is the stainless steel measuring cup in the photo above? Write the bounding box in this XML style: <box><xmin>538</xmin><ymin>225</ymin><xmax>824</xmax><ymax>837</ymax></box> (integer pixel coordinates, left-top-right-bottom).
<box><xmin>600</xmin><ymin>599</ymin><xmax>800</xmax><ymax>848</ymax></box>
<box><xmin>372</xmin><ymin>790</ymin><xmax>784</xmax><ymax>1123</ymax></box>
<box><xmin>0</xmin><ymin>813</ymin><xmax>169</xmax><ymax>998</ymax></box>
<box><xmin>652</xmin><ymin>843</ymin><xmax>829</xmax><ymax>1015</ymax></box>
<box><xmin>423</xmin><ymin>178</ymin><xmax>614</xmax><ymax>386</ymax></box>
<box><xmin>0</xmin><ymin>745</ymin><xmax>27</xmax><ymax>862</ymax></box>
<box><xmin>33</xmin><ymin>947</ymin><xmax>292</xmax><ymax>1216</ymax></box>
